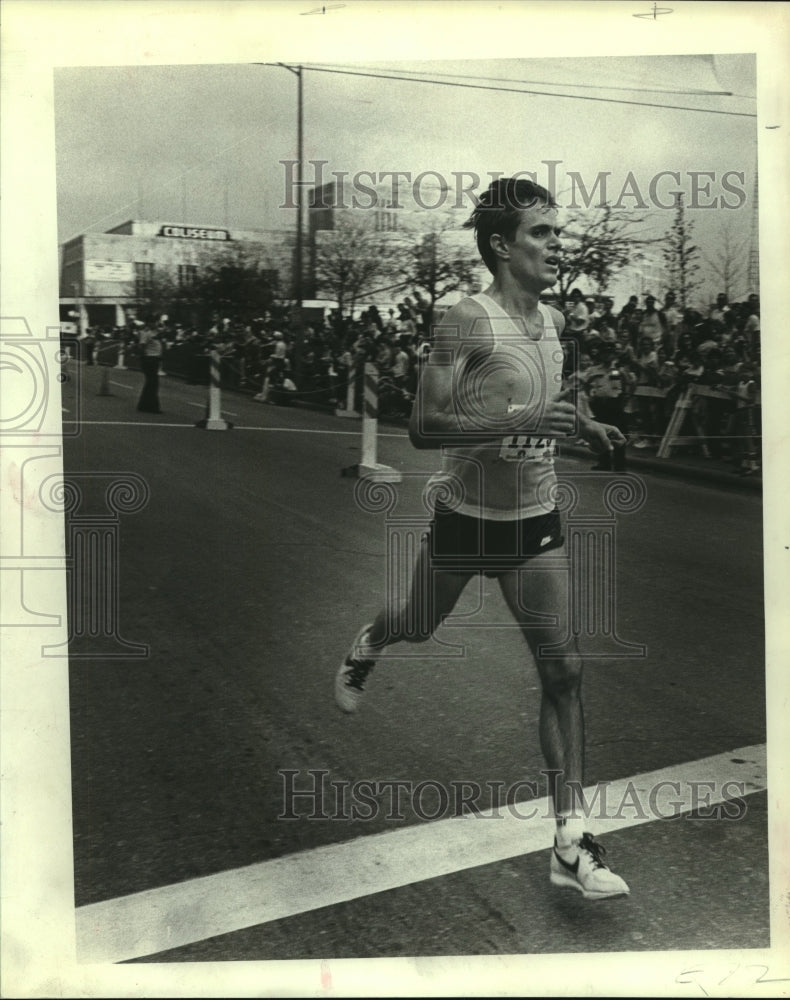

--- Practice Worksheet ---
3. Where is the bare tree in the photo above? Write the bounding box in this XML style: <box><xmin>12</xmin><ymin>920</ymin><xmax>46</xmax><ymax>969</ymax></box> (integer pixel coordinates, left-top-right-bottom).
<box><xmin>556</xmin><ymin>204</ymin><xmax>657</xmax><ymax>304</ymax></box>
<box><xmin>396</xmin><ymin>212</ymin><xmax>479</xmax><ymax>327</ymax></box>
<box><xmin>662</xmin><ymin>195</ymin><xmax>702</xmax><ymax>309</ymax></box>
<box><xmin>702</xmin><ymin>216</ymin><xmax>749</xmax><ymax>302</ymax></box>
<box><xmin>314</xmin><ymin>213</ymin><xmax>402</xmax><ymax>320</ymax></box>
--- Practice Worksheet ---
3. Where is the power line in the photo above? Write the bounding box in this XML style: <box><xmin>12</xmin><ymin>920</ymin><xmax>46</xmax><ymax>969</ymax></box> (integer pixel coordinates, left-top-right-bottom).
<box><xmin>61</xmin><ymin>59</ymin><xmax>755</xmax><ymax>245</ymax></box>
<box><xmin>310</xmin><ymin>60</ymin><xmax>735</xmax><ymax>98</ymax></box>
<box><xmin>301</xmin><ymin>63</ymin><xmax>756</xmax><ymax>118</ymax></box>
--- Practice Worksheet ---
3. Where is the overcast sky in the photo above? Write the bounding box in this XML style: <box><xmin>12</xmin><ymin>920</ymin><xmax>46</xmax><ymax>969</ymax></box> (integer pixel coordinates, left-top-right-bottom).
<box><xmin>54</xmin><ymin>53</ymin><xmax>757</xmax><ymax>303</ymax></box>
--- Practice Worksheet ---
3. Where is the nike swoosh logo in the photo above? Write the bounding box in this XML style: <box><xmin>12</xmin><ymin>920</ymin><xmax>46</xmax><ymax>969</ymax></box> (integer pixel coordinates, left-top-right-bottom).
<box><xmin>553</xmin><ymin>849</ymin><xmax>580</xmax><ymax>874</ymax></box>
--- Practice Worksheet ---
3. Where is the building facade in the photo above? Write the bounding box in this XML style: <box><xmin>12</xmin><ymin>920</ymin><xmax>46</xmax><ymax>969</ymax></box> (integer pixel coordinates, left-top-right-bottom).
<box><xmin>59</xmin><ymin>219</ymin><xmax>295</xmax><ymax>331</ymax></box>
<box><xmin>306</xmin><ymin>178</ymin><xmax>486</xmax><ymax>314</ymax></box>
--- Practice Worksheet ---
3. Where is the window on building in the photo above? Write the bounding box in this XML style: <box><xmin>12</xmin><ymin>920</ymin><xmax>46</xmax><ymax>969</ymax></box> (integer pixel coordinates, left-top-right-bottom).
<box><xmin>178</xmin><ymin>264</ymin><xmax>197</xmax><ymax>287</ymax></box>
<box><xmin>135</xmin><ymin>261</ymin><xmax>155</xmax><ymax>295</ymax></box>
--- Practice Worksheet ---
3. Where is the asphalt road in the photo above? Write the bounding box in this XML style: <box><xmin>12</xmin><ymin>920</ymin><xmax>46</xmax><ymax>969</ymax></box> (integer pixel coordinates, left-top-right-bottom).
<box><xmin>62</xmin><ymin>362</ymin><xmax>768</xmax><ymax>962</ymax></box>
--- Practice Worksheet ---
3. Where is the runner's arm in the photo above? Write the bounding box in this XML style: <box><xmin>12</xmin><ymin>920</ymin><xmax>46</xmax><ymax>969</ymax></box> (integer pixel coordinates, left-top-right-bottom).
<box><xmin>408</xmin><ymin>299</ymin><xmax>502</xmax><ymax>449</ymax></box>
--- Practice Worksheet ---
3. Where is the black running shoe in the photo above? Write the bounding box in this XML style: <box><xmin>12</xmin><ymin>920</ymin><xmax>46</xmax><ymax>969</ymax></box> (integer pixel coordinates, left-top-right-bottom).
<box><xmin>335</xmin><ymin>624</ymin><xmax>376</xmax><ymax>713</ymax></box>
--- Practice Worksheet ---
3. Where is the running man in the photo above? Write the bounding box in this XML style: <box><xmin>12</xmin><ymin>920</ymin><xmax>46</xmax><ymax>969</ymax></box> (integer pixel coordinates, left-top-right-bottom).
<box><xmin>335</xmin><ymin>177</ymin><xmax>629</xmax><ymax>900</ymax></box>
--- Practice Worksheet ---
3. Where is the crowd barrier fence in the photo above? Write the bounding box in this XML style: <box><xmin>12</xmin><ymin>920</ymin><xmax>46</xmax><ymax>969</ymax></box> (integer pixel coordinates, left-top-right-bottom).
<box><xmin>80</xmin><ymin>338</ymin><xmax>761</xmax><ymax>458</ymax></box>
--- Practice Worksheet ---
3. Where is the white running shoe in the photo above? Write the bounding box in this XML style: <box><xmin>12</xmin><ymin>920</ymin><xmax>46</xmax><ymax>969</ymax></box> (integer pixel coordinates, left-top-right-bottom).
<box><xmin>550</xmin><ymin>833</ymin><xmax>630</xmax><ymax>900</ymax></box>
<box><xmin>335</xmin><ymin>624</ymin><xmax>377</xmax><ymax>714</ymax></box>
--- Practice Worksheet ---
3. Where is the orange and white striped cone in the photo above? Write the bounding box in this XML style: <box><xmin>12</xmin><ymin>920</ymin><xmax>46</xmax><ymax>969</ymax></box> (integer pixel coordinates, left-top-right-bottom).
<box><xmin>195</xmin><ymin>350</ymin><xmax>233</xmax><ymax>430</ymax></box>
<box><xmin>341</xmin><ymin>362</ymin><xmax>401</xmax><ymax>481</ymax></box>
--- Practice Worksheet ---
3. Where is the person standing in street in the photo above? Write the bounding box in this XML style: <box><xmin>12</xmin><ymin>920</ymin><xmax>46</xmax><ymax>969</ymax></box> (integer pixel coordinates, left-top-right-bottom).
<box><xmin>136</xmin><ymin>321</ymin><xmax>164</xmax><ymax>414</ymax></box>
<box><xmin>335</xmin><ymin>176</ymin><xmax>630</xmax><ymax>901</ymax></box>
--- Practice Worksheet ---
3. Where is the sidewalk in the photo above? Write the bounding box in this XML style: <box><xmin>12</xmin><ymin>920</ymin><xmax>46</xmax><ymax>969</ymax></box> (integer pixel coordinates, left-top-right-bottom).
<box><xmin>558</xmin><ymin>440</ymin><xmax>762</xmax><ymax>492</ymax></box>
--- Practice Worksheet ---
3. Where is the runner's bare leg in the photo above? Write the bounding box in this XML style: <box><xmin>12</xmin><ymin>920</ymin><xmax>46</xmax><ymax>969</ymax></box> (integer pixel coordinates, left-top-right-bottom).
<box><xmin>366</xmin><ymin>537</ymin><xmax>474</xmax><ymax>648</ymax></box>
<box><xmin>497</xmin><ymin>562</ymin><xmax>583</xmax><ymax>817</ymax></box>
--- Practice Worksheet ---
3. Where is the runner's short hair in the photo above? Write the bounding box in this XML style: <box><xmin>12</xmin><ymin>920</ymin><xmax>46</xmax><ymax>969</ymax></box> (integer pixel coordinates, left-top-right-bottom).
<box><xmin>464</xmin><ymin>177</ymin><xmax>556</xmax><ymax>275</ymax></box>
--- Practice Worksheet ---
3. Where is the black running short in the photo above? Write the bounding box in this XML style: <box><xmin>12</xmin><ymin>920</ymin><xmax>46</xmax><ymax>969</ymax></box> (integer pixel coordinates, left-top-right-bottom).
<box><xmin>429</xmin><ymin>503</ymin><xmax>564</xmax><ymax>578</ymax></box>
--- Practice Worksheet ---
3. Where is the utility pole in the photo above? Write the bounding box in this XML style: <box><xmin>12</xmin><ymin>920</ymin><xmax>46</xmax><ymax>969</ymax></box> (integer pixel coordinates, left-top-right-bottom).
<box><xmin>255</xmin><ymin>62</ymin><xmax>306</xmax><ymax>364</ymax></box>
<box><xmin>277</xmin><ymin>62</ymin><xmax>304</xmax><ymax>337</ymax></box>
<box><xmin>296</xmin><ymin>64</ymin><xmax>303</xmax><ymax>326</ymax></box>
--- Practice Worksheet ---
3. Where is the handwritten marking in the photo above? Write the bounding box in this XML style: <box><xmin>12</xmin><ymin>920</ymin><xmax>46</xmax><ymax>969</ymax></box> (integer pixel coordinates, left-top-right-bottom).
<box><xmin>633</xmin><ymin>2</ymin><xmax>673</xmax><ymax>18</ymax></box>
<box><xmin>676</xmin><ymin>963</ymin><xmax>790</xmax><ymax>995</ymax></box>
<box><xmin>301</xmin><ymin>3</ymin><xmax>345</xmax><ymax>14</ymax></box>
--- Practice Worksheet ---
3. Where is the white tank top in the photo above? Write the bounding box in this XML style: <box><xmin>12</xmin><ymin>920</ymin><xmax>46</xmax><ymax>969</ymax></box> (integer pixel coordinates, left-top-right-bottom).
<box><xmin>431</xmin><ymin>292</ymin><xmax>563</xmax><ymax>521</ymax></box>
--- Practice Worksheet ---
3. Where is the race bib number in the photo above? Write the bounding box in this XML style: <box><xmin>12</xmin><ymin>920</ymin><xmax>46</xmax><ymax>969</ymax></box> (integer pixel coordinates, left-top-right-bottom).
<box><xmin>498</xmin><ymin>435</ymin><xmax>556</xmax><ymax>463</ymax></box>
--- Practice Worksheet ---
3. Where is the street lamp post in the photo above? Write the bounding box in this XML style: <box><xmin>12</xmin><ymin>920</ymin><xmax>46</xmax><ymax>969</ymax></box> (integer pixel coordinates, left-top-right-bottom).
<box><xmin>274</xmin><ymin>63</ymin><xmax>304</xmax><ymax>342</ymax></box>
<box><xmin>295</xmin><ymin>64</ymin><xmax>303</xmax><ymax>320</ymax></box>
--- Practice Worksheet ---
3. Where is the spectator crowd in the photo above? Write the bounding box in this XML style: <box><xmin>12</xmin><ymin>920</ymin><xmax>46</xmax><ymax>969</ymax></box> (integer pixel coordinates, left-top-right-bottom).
<box><xmin>559</xmin><ymin>288</ymin><xmax>761</xmax><ymax>476</ymax></box>
<box><xmin>74</xmin><ymin>284</ymin><xmax>761</xmax><ymax>475</ymax></box>
<box><xmin>75</xmin><ymin>294</ymin><xmax>436</xmax><ymax>414</ymax></box>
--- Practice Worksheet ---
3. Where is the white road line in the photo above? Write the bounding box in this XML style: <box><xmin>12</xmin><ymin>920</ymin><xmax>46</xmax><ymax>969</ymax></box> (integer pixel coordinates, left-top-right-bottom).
<box><xmin>60</xmin><ymin>420</ymin><xmax>406</xmax><ymax>438</ymax></box>
<box><xmin>62</xmin><ymin>420</ymin><xmax>196</xmax><ymax>429</ymax></box>
<box><xmin>232</xmin><ymin>425</ymin><xmax>407</xmax><ymax>438</ymax></box>
<box><xmin>235</xmin><ymin>425</ymin><xmax>386</xmax><ymax>436</ymax></box>
<box><xmin>109</xmin><ymin>380</ymin><xmax>132</xmax><ymax>390</ymax></box>
<box><xmin>75</xmin><ymin>744</ymin><xmax>766</xmax><ymax>964</ymax></box>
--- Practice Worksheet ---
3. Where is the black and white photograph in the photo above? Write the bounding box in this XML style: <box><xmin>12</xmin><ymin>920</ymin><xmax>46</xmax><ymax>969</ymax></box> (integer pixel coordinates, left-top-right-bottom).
<box><xmin>2</xmin><ymin>2</ymin><xmax>789</xmax><ymax>997</ymax></box>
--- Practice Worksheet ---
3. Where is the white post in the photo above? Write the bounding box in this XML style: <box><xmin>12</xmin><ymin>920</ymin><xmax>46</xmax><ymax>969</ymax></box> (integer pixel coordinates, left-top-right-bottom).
<box><xmin>195</xmin><ymin>350</ymin><xmax>232</xmax><ymax>431</ymax></box>
<box><xmin>115</xmin><ymin>342</ymin><xmax>127</xmax><ymax>370</ymax></box>
<box><xmin>361</xmin><ymin>366</ymin><xmax>378</xmax><ymax>466</ymax></box>
<box><xmin>341</xmin><ymin>362</ymin><xmax>401</xmax><ymax>482</ymax></box>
